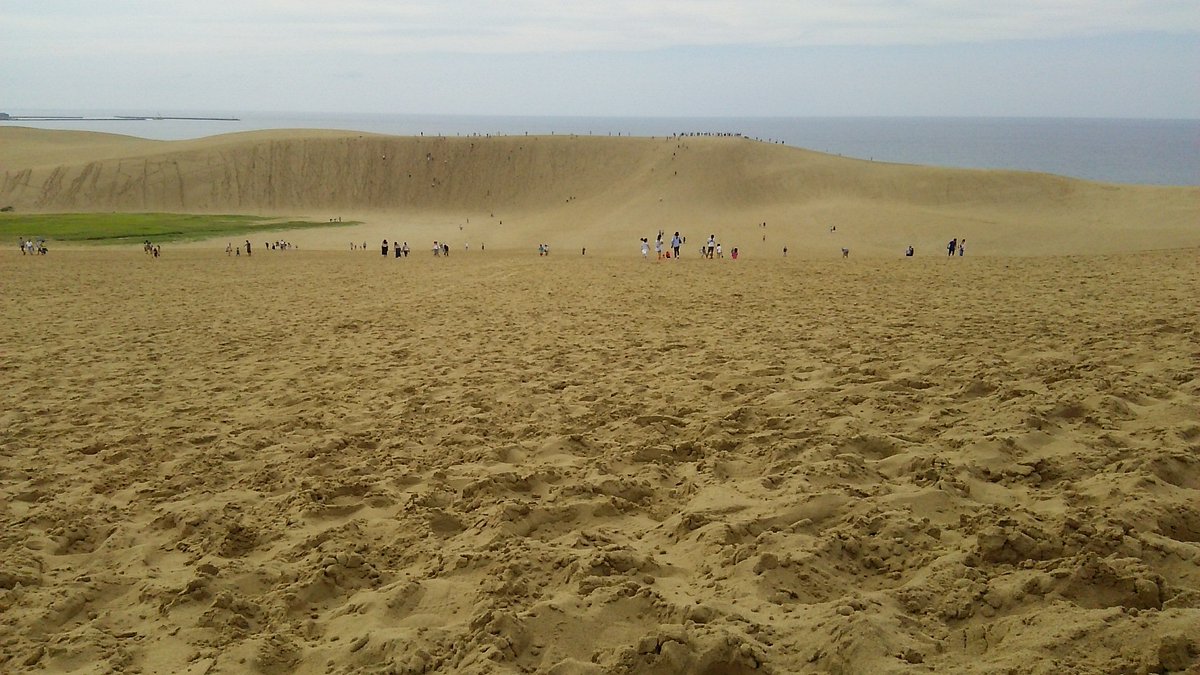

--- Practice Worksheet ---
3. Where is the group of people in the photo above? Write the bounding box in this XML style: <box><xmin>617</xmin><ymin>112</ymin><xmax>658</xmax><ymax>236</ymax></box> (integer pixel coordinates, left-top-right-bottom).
<box><xmin>380</xmin><ymin>240</ymin><xmax>413</xmax><ymax>257</ymax></box>
<box><xmin>225</xmin><ymin>240</ymin><xmax>254</xmax><ymax>256</ymax></box>
<box><xmin>216</xmin><ymin>230</ymin><xmax>967</xmax><ymax>260</ymax></box>
<box><xmin>897</xmin><ymin>239</ymin><xmax>964</xmax><ymax>257</ymax></box>
<box><xmin>18</xmin><ymin>238</ymin><xmax>47</xmax><ymax>255</ymax></box>
<box><xmin>641</xmin><ymin>231</ymin><xmax>680</xmax><ymax>260</ymax></box>
<box><xmin>143</xmin><ymin>240</ymin><xmax>162</xmax><ymax>257</ymax></box>
<box><xmin>355</xmin><ymin>239</ymin><xmax>492</xmax><ymax>257</ymax></box>
<box><xmin>701</xmin><ymin>234</ymin><xmax>738</xmax><ymax>259</ymax></box>
<box><xmin>637</xmin><ymin>231</ymin><xmax>740</xmax><ymax>260</ymax></box>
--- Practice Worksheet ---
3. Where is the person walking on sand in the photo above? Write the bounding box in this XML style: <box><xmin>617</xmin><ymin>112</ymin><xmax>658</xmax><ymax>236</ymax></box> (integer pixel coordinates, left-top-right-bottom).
<box><xmin>947</xmin><ymin>238</ymin><xmax>957</xmax><ymax>257</ymax></box>
<box><xmin>226</xmin><ymin>242</ymin><xmax>233</xmax><ymax>256</ymax></box>
<box><xmin>245</xmin><ymin>240</ymin><xmax>252</xmax><ymax>257</ymax></box>
<box><xmin>402</xmin><ymin>242</ymin><xmax>410</xmax><ymax>257</ymax></box>
<box><xmin>671</xmin><ymin>231</ymin><xmax>682</xmax><ymax>259</ymax></box>
<box><xmin>958</xmin><ymin>239</ymin><xmax>966</xmax><ymax>256</ymax></box>
<box><xmin>395</xmin><ymin>240</ymin><xmax>402</xmax><ymax>258</ymax></box>
<box><xmin>382</xmin><ymin>239</ymin><xmax>389</xmax><ymax>256</ymax></box>
<box><xmin>641</xmin><ymin>238</ymin><xmax>650</xmax><ymax>259</ymax></box>
<box><xmin>655</xmin><ymin>237</ymin><xmax>664</xmax><ymax>260</ymax></box>
<box><xmin>706</xmin><ymin>234</ymin><xmax>716</xmax><ymax>259</ymax></box>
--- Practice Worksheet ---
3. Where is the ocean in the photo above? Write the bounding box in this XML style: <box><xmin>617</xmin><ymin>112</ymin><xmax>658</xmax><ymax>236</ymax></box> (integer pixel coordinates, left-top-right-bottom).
<box><xmin>3</xmin><ymin>112</ymin><xmax>1197</xmax><ymax>186</ymax></box>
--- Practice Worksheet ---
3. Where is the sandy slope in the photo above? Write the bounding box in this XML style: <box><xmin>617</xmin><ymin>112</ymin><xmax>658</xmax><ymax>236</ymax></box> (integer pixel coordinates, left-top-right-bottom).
<box><xmin>1</xmin><ymin>247</ymin><xmax>1198</xmax><ymax>674</ymax></box>
<box><xmin>1</xmin><ymin>128</ymin><xmax>1198</xmax><ymax>674</ymax></box>
<box><xmin>1</xmin><ymin>127</ymin><xmax>1197</xmax><ymax>257</ymax></box>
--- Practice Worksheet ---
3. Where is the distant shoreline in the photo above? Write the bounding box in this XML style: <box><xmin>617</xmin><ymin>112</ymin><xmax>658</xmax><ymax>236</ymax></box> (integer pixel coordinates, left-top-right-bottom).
<box><xmin>1</xmin><ymin>115</ymin><xmax>1194</xmax><ymax>185</ymax></box>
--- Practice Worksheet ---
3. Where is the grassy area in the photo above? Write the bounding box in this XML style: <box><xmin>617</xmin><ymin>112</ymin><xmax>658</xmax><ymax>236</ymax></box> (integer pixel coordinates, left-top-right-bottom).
<box><xmin>0</xmin><ymin>213</ymin><xmax>358</xmax><ymax>244</ymax></box>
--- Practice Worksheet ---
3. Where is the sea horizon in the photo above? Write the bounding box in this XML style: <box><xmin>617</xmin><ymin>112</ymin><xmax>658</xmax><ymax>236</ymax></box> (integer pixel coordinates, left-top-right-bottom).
<box><xmin>3</xmin><ymin>111</ymin><xmax>1197</xmax><ymax>187</ymax></box>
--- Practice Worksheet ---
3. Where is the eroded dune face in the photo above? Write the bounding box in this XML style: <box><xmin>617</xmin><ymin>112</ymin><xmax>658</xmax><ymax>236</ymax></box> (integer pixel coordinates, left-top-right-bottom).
<box><xmin>2</xmin><ymin>127</ymin><xmax>1197</xmax><ymax>256</ymax></box>
<box><xmin>1</xmin><ymin>246</ymin><xmax>1198</xmax><ymax>674</ymax></box>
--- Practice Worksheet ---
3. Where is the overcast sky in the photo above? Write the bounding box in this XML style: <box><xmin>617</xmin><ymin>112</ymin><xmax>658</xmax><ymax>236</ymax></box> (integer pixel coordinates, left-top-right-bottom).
<box><xmin>3</xmin><ymin>1</ymin><xmax>1197</xmax><ymax>118</ymax></box>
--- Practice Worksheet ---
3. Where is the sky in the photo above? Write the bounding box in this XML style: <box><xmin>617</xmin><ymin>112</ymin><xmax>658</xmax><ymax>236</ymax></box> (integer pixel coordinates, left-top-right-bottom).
<box><xmin>2</xmin><ymin>1</ymin><xmax>1198</xmax><ymax>118</ymax></box>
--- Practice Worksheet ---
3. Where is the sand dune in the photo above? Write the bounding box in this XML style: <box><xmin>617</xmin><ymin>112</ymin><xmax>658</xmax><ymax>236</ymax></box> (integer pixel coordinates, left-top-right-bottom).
<box><xmin>1</xmin><ymin>128</ymin><xmax>1198</xmax><ymax>673</ymax></box>
<box><xmin>2</xmin><ymin>127</ymin><xmax>1196</xmax><ymax>256</ymax></box>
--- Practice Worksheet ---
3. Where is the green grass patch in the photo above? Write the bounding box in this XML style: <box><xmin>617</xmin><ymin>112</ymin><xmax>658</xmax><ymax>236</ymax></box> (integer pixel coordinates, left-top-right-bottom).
<box><xmin>0</xmin><ymin>213</ymin><xmax>359</xmax><ymax>244</ymax></box>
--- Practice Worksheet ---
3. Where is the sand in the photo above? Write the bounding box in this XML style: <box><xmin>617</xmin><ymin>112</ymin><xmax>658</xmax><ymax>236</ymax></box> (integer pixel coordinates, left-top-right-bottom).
<box><xmin>1</xmin><ymin>129</ymin><xmax>1199</xmax><ymax>674</ymax></box>
<box><xmin>2</xmin><ymin>127</ymin><xmax>1198</xmax><ymax>257</ymax></box>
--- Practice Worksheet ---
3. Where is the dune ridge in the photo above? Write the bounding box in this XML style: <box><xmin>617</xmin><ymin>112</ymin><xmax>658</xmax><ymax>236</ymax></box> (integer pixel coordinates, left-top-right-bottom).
<box><xmin>2</xmin><ymin>127</ymin><xmax>1196</xmax><ymax>256</ymax></box>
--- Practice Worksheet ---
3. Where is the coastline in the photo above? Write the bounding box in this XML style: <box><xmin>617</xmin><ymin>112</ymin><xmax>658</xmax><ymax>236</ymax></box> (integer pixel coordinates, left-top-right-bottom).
<box><xmin>1</xmin><ymin>114</ymin><xmax>1195</xmax><ymax>185</ymax></box>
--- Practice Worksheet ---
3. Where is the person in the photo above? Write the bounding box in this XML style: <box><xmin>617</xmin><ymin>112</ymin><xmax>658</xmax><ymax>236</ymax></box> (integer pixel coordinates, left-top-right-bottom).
<box><xmin>716</xmin><ymin>243</ymin><xmax>723</xmax><ymax>258</ymax></box>
<box><xmin>947</xmin><ymin>238</ymin><xmax>957</xmax><ymax>256</ymax></box>
<box><xmin>402</xmin><ymin>242</ymin><xmax>410</xmax><ymax>257</ymax></box>
<box><xmin>395</xmin><ymin>241</ymin><xmax>403</xmax><ymax>258</ymax></box>
<box><xmin>226</xmin><ymin>242</ymin><xmax>233</xmax><ymax>256</ymax></box>
<box><xmin>433</xmin><ymin>241</ymin><xmax>440</xmax><ymax>256</ymax></box>
<box><xmin>731</xmin><ymin>247</ymin><xmax>739</xmax><ymax>260</ymax></box>
<box><xmin>706</xmin><ymin>235</ymin><xmax>716</xmax><ymax>259</ymax></box>
<box><xmin>245</xmin><ymin>240</ymin><xmax>252</xmax><ymax>256</ymax></box>
<box><xmin>640</xmin><ymin>238</ymin><xmax>649</xmax><ymax>259</ymax></box>
<box><xmin>959</xmin><ymin>239</ymin><xmax>966</xmax><ymax>256</ymax></box>
<box><xmin>783</xmin><ymin>246</ymin><xmax>788</xmax><ymax>257</ymax></box>
<box><xmin>906</xmin><ymin>245</ymin><xmax>914</xmax><ymax>257</ymax></box>
<box><xmin>655</xmin><ymin>237</ymin><xmax>664</xmax><ymax>260</ymax></box>
<box><xmin>382</xmin><ymin>239</ymin><xmax>389</xmax><ymax>256</ymax></box>
<box><xmin>671</xmin><ymin>231</ymin><xmax>682</xmax><ymax>259</ymax></box>
<box><xmin>442</xmin><ymin>242</ymin><xmax>450</xmax><ymax>256</ymax></box>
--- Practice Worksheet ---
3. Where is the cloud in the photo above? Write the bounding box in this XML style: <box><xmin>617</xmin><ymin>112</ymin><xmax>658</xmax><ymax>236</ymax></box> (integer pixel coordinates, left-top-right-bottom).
<box><xmin>5</xmin><ymin>0</ymin><xmax>1199</xmax><ymax>57</ymax></box>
